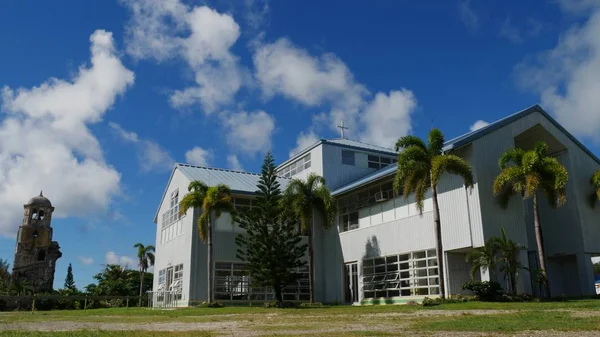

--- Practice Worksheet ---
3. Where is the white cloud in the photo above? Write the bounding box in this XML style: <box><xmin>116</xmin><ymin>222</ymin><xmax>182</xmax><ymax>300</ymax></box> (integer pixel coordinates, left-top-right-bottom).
<box><xmin>227</xmin><ymin>154</ymin><xmax>243</xmax><ymax>171</ymax></box>
<box><xmin>254</xmin><ymin>38</ymin><xmax>367</xmax><ymax>113</ymax></box>
<box><xmin>459</xmin><ymin>0</ymin><xmax>479</xmax><ymax>32</ymax></box>
<box><xmin>515</xmin><ymin>8</ymin><xmax>600</xmax><ymax>141</ymax></box>
<box><xmin>122</xmin><ymin>0</ymin><xmax>245</xmax><ymax>114</ymax></box>
<box><xmin>185</xmin><ymin>146</ymin><xmax>212</xmax><ymax>166</ymax></box>
<box><xmin>78</xmin><ymin>256</ymin><xmax>94</xmax><ymax>265</ymax></box>
<box><xmin>109</xmin><ymin>122</ymin><xmax>173</xmax><ymax>172</ymax></box>
<box><xmin>105</xmin><ymin>251</ymin><xmax>137</xmax><ymax>268</ymax></box>
<box><xmin>499</xmin><ymin>17</ymin><xmax>522</xmax><ymax>44</ymax></box>
<box><xmin>222</xmin><ymin>110</ymin><xmax>275</xmax><ymax>155</ymax></box>
<box><xmin>253</xmin><ymin>38</ymin><xmax>416</xmax><ymax>148</ymax></box>
<box><xmin>469</xmin><ymin>120</ymin><xmax>490</xmax><ymax>132</ymax></box>
<box><xmin>556</xmin><ymin>0</ymin><xmax>600</xmax><ymax>14</ymax></box>
<box><xmin>0</xmin><ymin>30</ymin><xmax>132</xmax><ymax>237</ymax></box>
<box><xmin>289</xmin><ymin>130</ymin><xmax>320</xmax><ymax>158</ymax></box>
<box><xmin>359</xmin><ymin>90</ymin><xmax>417</xmax><ymax>148</ymax></box>
<box><xmin>499</xmin><ymin>18</ymin><xmax>543</xmax><ymax>44</ymax></box>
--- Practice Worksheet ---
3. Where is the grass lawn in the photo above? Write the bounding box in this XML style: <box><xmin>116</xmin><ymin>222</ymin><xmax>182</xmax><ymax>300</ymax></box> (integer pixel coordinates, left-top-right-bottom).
<box><xmin>1</xmin><ymin>300</ymin><xmax>600</xmax><ymax>336</ymax></box>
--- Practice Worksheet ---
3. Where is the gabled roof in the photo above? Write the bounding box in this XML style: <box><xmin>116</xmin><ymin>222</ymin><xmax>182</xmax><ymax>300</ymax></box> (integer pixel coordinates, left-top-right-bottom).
<box><xmin>332</xmin><ymin>104</ymin><xmax>600</xmax><ymax>196</ymax></box>
<box><xmin>153</xmin><ymin>164</ymin><xmax>290</xmax><ymax>223</ymax></box>
<box><xmin>276</xmin><ymin>138</ymin><xmax>397</xmax><ymax>169</ymax></box>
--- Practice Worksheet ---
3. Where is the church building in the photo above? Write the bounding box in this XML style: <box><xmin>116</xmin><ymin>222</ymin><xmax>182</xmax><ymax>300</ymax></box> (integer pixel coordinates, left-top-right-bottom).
<box><xmin>151</xmin><ymin>105</ymin><xmax>600</xmax><ymax>307</ymax></box>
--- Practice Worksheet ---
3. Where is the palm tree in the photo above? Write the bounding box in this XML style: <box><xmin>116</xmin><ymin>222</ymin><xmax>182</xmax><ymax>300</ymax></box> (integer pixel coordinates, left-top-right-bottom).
<box><xmin>493</xmin><ymin>141</ymin><xmax>568</xmax><ymax>298</ymax></box>
<box><xmin>180</xmin><ymin>181</ymin><xmax>236</xmax><ymax>304</ymax></box>
<box><xmin>589</xmin><ymin>169</ymin><xmax>600</xmax><ymax>207</ymax></box>
<box><xmin>282</xmin><ymin>173</ymin><xmax>336</xmax><ymax>303</ymax></box>
<box><xmin>466</xmin><ymin>244</ymin><xmax>497</xmax><ymax>279</ymax></box>
<box><xmin>134</xmin><ymin>243</ymin><xmax>155</xmax><ymax>306</ymax></box>
<box><xmin>490</xmin><ymin>227</ymin><xmax>525</xmax><ymax>295</ymax></box>
<box><xmin>394</xmin><ymin>129</ymin><xmax>474</xmax><ymax>299</ymax></box>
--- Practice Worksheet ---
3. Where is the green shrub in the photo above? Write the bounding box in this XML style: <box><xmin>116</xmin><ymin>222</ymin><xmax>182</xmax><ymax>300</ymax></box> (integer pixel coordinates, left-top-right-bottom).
<box><xmin>299</xmin><ymin>302</ymin><xmax>323</xmax><ymax>308</ymax></box>
<box><xmin>462</xmin><ymin>280</ymin><xmax>503</xmax><ymax>301</ymax></box>
<box><xmin>199</xmin><ymin>301</ymin><xmax>224</xmax><ymax>308</ymax></box>
<box><xmin>264</xmin><ymin>301</ymin><xmax>297</xmax><ymax>308</ymax></box>
<box><xmin>422</xmin><ymin>297</ymin><xmax>442</xmax><ymax>306</ymax></box>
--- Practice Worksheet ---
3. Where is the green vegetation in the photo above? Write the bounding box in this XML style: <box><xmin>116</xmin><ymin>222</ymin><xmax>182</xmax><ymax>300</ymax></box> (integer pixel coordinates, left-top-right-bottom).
<box><xmin>493</xmin><ymin>142</ymin><xmax>569</xmax><ymax>298</ymax></box>
<box><xmin>393</xmin><ymin>129</ymin><xmax>474</xmax><ymax>299</ymax></box>
<box><xmin>1</xmin><ymin>300</ymin><xmax>600</xmax><ymax>336</ymax></box>
<box><xmin>466</xmin><ymin>227</ymin><xmax>525</xmax><ymax>294</ymax></box>
<box><xmin>133</xmin><ymin>243</ymin><xmax>155</xmax><ymax>306</ymax></box>
<box><xmin>236</xmin><ymin>152</ymin><xmax>308</xmax><ymax>305</ymax></box>
<box><xmin>63</xmin><ymin>263</ymin><xmax>76</xmax><ymax>291</ymax></box>
<box><xmin>179</xmin><ymin>181</ymin><xmax>236</xmax><ymax>304</ymax></box>
<box><xmin>282</xmin><ymin>173</ymin><xmax>336</xmax><ymax>303</ymax></box>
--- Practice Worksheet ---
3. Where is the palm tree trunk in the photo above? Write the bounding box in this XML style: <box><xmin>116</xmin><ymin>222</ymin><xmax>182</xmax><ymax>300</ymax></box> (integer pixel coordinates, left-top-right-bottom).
<box><xmin>533</xmin><ymin>193</ymin><xmax>551</xmax><ymax>298</ymax></box>
<box><xmin>208</xmin><ymin>213</ymin><xmax>214</xmax><ymax>304</ymax></box>
<box><xmin>431</xmin><ymin>185</ymin><xmax>446</xmax><ymax>299</ymax></box>
<box><xmin>308</xmin><ymin>209</ymin><xmax>315</xmax><ymax>303</ymax></box>
<box><xmin>138</xmin><ymin>270</ymin><xmax>144</xmax><ymax>307</ymax></box>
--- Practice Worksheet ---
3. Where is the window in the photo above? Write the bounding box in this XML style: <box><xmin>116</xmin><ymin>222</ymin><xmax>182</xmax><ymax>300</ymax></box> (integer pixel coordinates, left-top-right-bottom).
<box><xmin>215</xmin><ymin>262</ymin><xmax>309</xmax><ymax>301</ymax></box>
<box><xmin>171</xmin><ymin>264</ymin><xmax>183</xmax><ymax>300</ymax></box>
<box><xmin>161</xmin><ymin>189</ymin><xmax>184</xmax><ymax>243</ymax></box>
<box><xmin>362</xmin><ymin>249</ymin><xmax>439</xmax><ymax>299</ymax></box>
<box><xmin>278</xmin><ymin>154</ymin><xmax>311</xmax><ymax>178</ymax></box>
<box><xmin>157</xmin><ymin>265</ymin><xmax>183</xmax><ymax>301</ymax></box>
<box><xmin>342</xmin><ymin>150</ymin><xmax>355</xmax><ymax>166</ymax></box>
<box><xmin>368</xmin><ymin>155</ymin><xmax>397</xmax><ymax>170</ymax></box>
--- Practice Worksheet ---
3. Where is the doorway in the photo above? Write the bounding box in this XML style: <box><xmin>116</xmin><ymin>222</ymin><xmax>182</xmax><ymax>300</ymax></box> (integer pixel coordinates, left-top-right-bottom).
<box><xmin>345</xmin><ymin>262</ymin><xmax>359</xmax><ymax>303</ymax></box>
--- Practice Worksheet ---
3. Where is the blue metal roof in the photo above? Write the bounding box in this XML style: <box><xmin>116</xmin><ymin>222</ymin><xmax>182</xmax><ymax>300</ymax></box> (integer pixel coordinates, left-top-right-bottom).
<box><xmin>332</xmin><ymin>104</ymin><xmax>600</xmax><ymax>196</ymax></box>
<box><xmin>324</xmin><ymin>138</ymin><xmax>397</xmax><ymax>155</ymax></box>
<box><xmin>177</xmin><ymin>164</ymin><xmax>290</xmax><ymax>194</ymax></box>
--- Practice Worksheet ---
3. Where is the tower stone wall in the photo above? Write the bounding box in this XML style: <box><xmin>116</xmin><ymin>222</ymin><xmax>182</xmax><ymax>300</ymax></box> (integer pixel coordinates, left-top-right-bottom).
<box><xmin>12</xmin><ymin>192</ymin><xmax>62</xmax><ymax>293</ymax></box>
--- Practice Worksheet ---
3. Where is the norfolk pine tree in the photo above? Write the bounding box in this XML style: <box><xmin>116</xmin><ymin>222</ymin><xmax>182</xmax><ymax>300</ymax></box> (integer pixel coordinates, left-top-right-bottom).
<box><xmin>236</xmin><ymin>152</ymin><xmax>307</xmax><ymax>305</ymax></box>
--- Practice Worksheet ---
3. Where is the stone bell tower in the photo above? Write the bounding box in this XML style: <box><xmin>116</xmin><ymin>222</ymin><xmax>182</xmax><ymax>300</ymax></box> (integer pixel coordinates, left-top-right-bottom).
<box><xmin>12</xmin><ymin>192</ymin><xmax>62</xmax><ymax>293</ymax></box>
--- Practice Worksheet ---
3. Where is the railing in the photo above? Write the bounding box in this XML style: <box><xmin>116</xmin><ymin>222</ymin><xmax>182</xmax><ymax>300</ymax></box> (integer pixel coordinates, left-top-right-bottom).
<box><xmin>147</xmin><ymin>290</ymin><xmax>182</xmax><ymax>309</ymax></box>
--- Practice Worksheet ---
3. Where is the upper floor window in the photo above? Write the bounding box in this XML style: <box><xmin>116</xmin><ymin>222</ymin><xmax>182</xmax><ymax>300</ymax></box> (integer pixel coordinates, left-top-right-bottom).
<box><xmin>342</xmin><ymin>150</ymin><xmax>355</xmax><ymax>166</ymax></box>
<box><xmin>162</xmin><ymin>189</ymin><xmax>182</xmax><ymax>230</ymax></box>
<box><xmin>279</xmin><ymin>154</ymin><xmax>311</xmax><ymax>178</ymax></box>
<box><xmin>368</xmin><ymin>155</ymin><xmax>397</xmax><ymax>170</ymax></box>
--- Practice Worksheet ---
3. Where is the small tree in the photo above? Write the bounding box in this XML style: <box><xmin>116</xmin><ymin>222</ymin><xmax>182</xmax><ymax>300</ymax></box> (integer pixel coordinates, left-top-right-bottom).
<box><xmin>236</xmin><ymin>152</ymin><xmax>308</xmax><ymax>305</ymax></box>
<box><xmin>467</xmin><ymin>227</ymin><xmax>525</xmax><ymax>295</ymax></box>
<box><xmin>493</xmin><ymin>142</ymin><xmax>568</xmax><ymax>298</ymax></box>
<box><xmin>282</xmin><ymin>174</ymin><xmax>336</xmax><ymax>303</ymax></box>
<box><xmin>134</xmin><ymin>243</ymin><xmax>155</xmax><ymax>306</ymax></box>
<box><xmin>180</xmin><ymin>181</ymin><xmax>236</xmax><ymax>304</ymax></box>
<box><xmin>0</xmin><ymin>258</ymin><xmax>10</xmax><ymax>293</ymax></box>
<box><xmin>64</xmin><ymin>263</ymin><xmax>76</xmax><ymax>291</ymax></box>
<box><xmin>394</xmin><ymin>129</ymin><xmax>474</xmax><ymax>299</ymax></box>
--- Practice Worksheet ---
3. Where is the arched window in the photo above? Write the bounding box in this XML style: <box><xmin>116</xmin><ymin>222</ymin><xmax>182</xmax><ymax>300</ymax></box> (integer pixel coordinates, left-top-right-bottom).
<box><xmin>39</xmin><ymin>210</ymin><xmax>45</xmax><ymax>220</ymax></box>
<box><xmin>32</xmin><ymin>231</ymin><xmax>39</xmax><ymax>239</ymax></box>
<box><xmin>31</xmin><ymin>210</ymin><xmax>39</xmax><ymax>220</ymax></box>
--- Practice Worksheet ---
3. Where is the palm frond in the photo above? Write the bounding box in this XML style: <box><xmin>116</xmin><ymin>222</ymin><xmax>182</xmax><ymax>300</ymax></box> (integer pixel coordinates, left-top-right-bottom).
<box><xmin>395</xmin><ymin>135</ymin><xmax>427</xmax><ymax>152</ymax></box>
<box><xmin>498</xmin><ymin>148</ymin><xmax>525</xmax><ymax>169</ymax></box>
<box><xmin>431</xmin><ymin>154</ymin><xmax>474</xmax><ymax>187</ymax></box>
<box><xmin>198</xmin><ymin>212</ymin><xmax>210</xmax><ymax>241</ymax></box>
<box><xmin>493</xmin><ymin>166</ymin><xmax>523</xmax><ymax>196</ymax></box>
<box><xmin>428</xmin><ymin>128</ymin><xmax>445</xmax><ymax>156</ymax></box>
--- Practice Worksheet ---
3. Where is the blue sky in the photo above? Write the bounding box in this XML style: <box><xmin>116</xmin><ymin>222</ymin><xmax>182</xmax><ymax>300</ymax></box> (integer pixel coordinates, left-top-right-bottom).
<box><xmin>0</xmin><ymin>0</ymin><xmax>599</xmax><ymax>288</ymax></box>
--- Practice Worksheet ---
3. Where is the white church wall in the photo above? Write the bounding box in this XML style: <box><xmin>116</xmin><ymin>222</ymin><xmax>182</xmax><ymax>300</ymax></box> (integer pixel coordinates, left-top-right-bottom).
<box><xmin>153</xmin><ymin>168</ymin><xmax>194</xmax><ymax>305</ymax></box>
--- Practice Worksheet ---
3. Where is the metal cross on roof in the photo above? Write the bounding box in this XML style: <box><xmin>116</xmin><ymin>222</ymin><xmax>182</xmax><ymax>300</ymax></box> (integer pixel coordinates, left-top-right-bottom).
<box><xmin>337</xmin><ymin>121</ymin><xmax>349</xmax><ymax>138</ymax></box>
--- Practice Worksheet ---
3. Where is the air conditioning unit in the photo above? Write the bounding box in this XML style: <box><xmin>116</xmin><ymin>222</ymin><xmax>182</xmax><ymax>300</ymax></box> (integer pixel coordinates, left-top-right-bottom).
<box><xmin>374</xmin><ymin>191</ymin><xmax>388</xmax><ymax>202</ymax></box>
